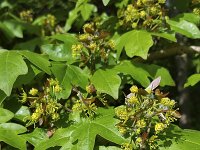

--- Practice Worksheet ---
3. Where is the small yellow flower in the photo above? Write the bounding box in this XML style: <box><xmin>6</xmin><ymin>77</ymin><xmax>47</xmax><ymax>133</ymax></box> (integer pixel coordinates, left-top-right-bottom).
<box><xmin>52</xmin><ymin>113</ymin><xmax>59</xmax><ymax>120</ymax></box>
<box><xmin>127</xmin><ymin>5</ymin><xmax>134</xmax><ymax>12</ymax></box>
<box><xmin>119</xmin><ymin>126</ymin><xmax>127</xmax><ymax>135</ymax></box>
<box><xmin>31</xmin><ymin>112</ymin><xmax>41</xmax><ymax>122</ymax></box>
<box><xmin>88</xmin><ymin>42</ymin><xmax>97</xmax><ymax>51</ymax></box>
<box><xmin>83</xmin><ymin>23</ymin><xmax>94</xmax><ymax>33</ymax></box>
<box><xmin>136</xmin><ymin>119</ymin><xmax>146</xmax><ymax>128</ymax></box>
<box><xmin>54</xmin><ymin>85</ymin><xmax>62</xmax><ymax>93</ymax></box>
<box><xmin>115</xmin><ymin>106</ymin><xmax>128</xmax><ymax>120</ymax></box>
<box><xmin>161</xmin><ymin>97</ymin><xmax>175</xmax><ymax>107</ymax></box>
<box><xmin>155</xmin><ymin>123</ymin><xmax>165</xmax><ymax>134</ymax></box>
<box><xmin>132</xmin><ymin>22</ymin><xmax>138</xmax><ymax>28</ymax></box>
<box><xmin>29</xmin><ymin>88</ymin><xmax>38</xmax><ymax>96</ymax></box>
<box><xmin>135</xmin><ymin>137</ymin><xmax>142</xmax><ymax>144</ymax></box>
<box><xmin>130</xmin><ymin>85</ymin><xmax>138</xmax><ymax>93</ymax></box>
<box><xmin>158</xmin><ymin>0</ymin><xmax>166</xmax><ymax>3</ymax></box>
<box><xmin>128</xmin><ymin>95</ymin><xmax>139</xmax><ymax>104</ymax></box>
<box><xmin>20</xmin><ymin>90</ymin><xmax>27</xmax><ymax>103</ymax></box>
<box><xmin>140</xmin><ymin>10</ymin><xmax>146</xmax><ymax>18</ymax></box>
<box><xmin>121</xmin><ymin>143</ymin><xmax>133</xmax><ymax>150</ymax></box>
<box><xmin>108</xmin><ymin>40</ymin><xmax>115</xmax><ymax>49</ymax></box>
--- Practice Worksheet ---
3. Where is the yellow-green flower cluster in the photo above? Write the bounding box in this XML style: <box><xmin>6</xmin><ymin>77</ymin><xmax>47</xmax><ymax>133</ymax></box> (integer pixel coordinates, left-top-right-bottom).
<box><xmin>115</xmin><ymin>105</ymin><xmax>128</xmax><ymax>121</ymax></box>
<box><xmin>160</xmin><ymin>97</ymin><xmax>175</xmax><ymax>108</ymax></box>
<box><xmin>19</xmin><ymin>10</ymin><xmax>33</xmax><ymax>22</ymax></box>
<box><xmin>72</xmin><ymin>22</ymin><xmax>115</xmax><ymax>66</ymax></box>
<box><xmin>191</xmin><ymin>0</ymin><xmax>200</xmax><ymax>15</ymax></box>
<box><xmin>72</xmin><ymin>96</ymin><xmax>97</xmax><ymax>117</ymax></box>
<box><xmin>41</xmin><ymin>14</ymin><xmax>57</xmax><ymax>36</ymax></box>
<box><xmin>121</xmin><ymin>143</ymin><xmax>133</xmax><ymax>150</ymax></box>
<box><xmin>193</xmin><ymin>8</ymin><xmax>200</xmax><ymax>15</ymax></box>
<box><xmin>115</xmin><ymin>84</ymin><xmax>180</xmax><ymax>149</ymax></box>
<box><xmin>72</xmin><ymin>44</ymin><xmax>83</xmax><ymax>58</ymax></box>
<box><xmin>20</xmin><ymin>78</ymin><xmax>62</xmax><ymax>126</ymax></box>
<box><xmin>155</xmin><ymin>123</ymin><xmax>166</xmax><ymax>134</ymax></box>
<box><xmin>117</xmin><ymin>0</ymin><xmax>167</xmax><ymax>31</ymax></box>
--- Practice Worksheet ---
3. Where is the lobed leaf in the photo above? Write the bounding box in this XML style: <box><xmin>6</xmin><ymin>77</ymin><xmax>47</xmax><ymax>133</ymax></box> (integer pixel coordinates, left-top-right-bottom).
<box><xmin>184</xmin><ymin>74</ymin><xmax>200</xmax><ymax>87</ymax></box>
<box><xmin>116</xmin><ymin>30</ymin><xmax>153</xmax><ymax>59</ymax></box>
<box><xmin>159</xmin><ymin>125</ymin><xmax>200</xmax><ymax>150</ymax></box>
<box><xmin>102</xmin><ymin>0</ymin><xmax>110</xmax><ymax>6</ymax></box>
<box><xmin>0</xmin><ymin>129</ymin><xmax>26</xmax><ymax>150</ymax></box>
<box><xmin>22</xmin><ymin>128</ymin><xmax>49</xmax><ymax>147</ymax></box>
<box><xmin>0</xmin><ymin>108</ymin><xmax>14</xmax><ymax>123</ymax></box>
<box><xmin>167</xmin><ymin>19</ymin><xmax>200</xmax><ymax>39</ymax></box>
<box><xmin>18</xmin><ymin>50</ymin><xmax>51</xmax><ymax>74</ymax></box>
<box><xmin>0</xmin><ymin>50</ymin><xmax>28</xmax><ymax>96</ymax></box>
<box><xmin>91</xmin><ymin>69</ymin><xmax>121</xmax><ymax>99</ymax></box>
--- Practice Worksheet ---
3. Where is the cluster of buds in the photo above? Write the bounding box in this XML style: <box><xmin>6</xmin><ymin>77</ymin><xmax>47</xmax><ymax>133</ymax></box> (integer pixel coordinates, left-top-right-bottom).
<box><xmin>71</xmin><ymin>22</ymin><xmax>115</xmax><ymax>68</ymax></box>
<box><xmin>72</xmin><ymin>85</ymin><xmax>97</xmax><ymax>117</ymax></box>
<box><xmin>19</xmin><ymin>10</ymin><xmax>33</xmax><ymax>22</ymax></box>
<box><xmin>117</xmin><ymin>0</ymin><xmax>168</xmax><ymax>31</ymax></box>
<box><xmin>191</xmin><ymin>0</ymin><xmax>200</xmax><ymax>15</ymax></box>
<box><xmin>41</xmin><ymin>14</ymin><xmax>57</xmax><ymax>36</ymax></box>
<box><xmin>20</xmin><ymin>78</ymin><xmax>62</xmax><ymax>127</ymax></box>
<box><xmin>115</xmin><ymin>77</ymin><xmax>181</xmax><ymax>149</ymax></box>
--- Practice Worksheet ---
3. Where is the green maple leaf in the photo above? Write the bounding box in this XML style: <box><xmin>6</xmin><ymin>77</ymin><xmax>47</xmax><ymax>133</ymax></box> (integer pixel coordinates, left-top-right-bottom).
<box><xmin>34</xmin><ymin>108</ymin><xmax>127</xmax><ymax>150</ymax></box>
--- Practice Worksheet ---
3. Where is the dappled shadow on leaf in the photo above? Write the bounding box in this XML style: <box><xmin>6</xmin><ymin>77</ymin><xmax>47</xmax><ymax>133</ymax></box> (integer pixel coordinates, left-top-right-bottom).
<box><xmin>54</xmin><ymin>113</ymin><xmax>73</xmax><ymax>128</ymax></box>
<box><xmin>158</xmin><ymin>124</ymin><xmax>183</xmax><ymax>148</ymax></box>
<box><xmin>95</xmin><ymin>135</ymin><xmax>121</xmax><ymax>150</ymax></box>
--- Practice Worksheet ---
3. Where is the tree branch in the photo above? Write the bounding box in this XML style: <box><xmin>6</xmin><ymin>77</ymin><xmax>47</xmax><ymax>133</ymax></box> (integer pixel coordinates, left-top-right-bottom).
<box><xmin>146</xmin><ymin>45</ymin><xmax>200</xmax><ymax>61</ymax></box>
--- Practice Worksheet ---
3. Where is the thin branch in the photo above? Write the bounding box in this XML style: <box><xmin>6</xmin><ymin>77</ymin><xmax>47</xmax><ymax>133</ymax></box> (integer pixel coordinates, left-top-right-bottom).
<box><xmin>147</xmin><ymin>45</ymin><xmax>200</xmax><ymax>61</ymax></box>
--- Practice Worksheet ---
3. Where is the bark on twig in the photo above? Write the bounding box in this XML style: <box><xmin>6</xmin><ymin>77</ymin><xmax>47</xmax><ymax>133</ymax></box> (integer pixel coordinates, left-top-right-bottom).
<box><xmin>147</xmin><ymin>45</ymin><xmax>200</xmax><ymax>61</ymax></box>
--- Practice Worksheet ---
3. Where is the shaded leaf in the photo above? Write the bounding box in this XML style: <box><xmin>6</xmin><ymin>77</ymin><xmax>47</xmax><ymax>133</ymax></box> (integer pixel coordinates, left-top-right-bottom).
<box><xmin>14</xmin><ymin>38</ymin><xmax>44</xmax><ymax>51</ymax></box>
<box><xmin>174</xmin><ymin>13</ymin><xmax>200</xmax><ymax>25</ymax></box>
<box><xmin>14</xmin><ymin>63</ymin><xmax>42</xmax><ymax>87</ymax></box>
<box><xmin>0</xmin><ymin>50</ymin><xmax>28</xmax><ymax>95</ymax></box>
<box><xmin>0</xmin><ymin>90</ymin><xmax>7</xmax><ymax>105</ymax></box>
<box><xmin>139</xmin><ymin>64</ymin><xmax>175</xmax><ymax>86</ymax></box>
<box><xmin>91</xmin><ymin>69</ymin><xmax>121</xmax><ymax>99</ymax></box>
<box><xmin>67</xmin><ymin>65</ymin><xmax>89</xmax><ymax>89</ymax></box>
<box><xmin>69</xmin><ymin>108</ymin><xmax>127</xmax><ymax>150</ymax></box>
<box><xmin>35</xmin><ymin>108</ymin><xmax>127</xmax><ymax>150</ymax></box>
<box><xmin>51</xmin><ymin>63</ymin><xmax>72</xmax><ymax>99</ymax></box>
<box><xmin>184</xmin><ymin>74</ymin><xmax>200</xmax><ymax>87</ymax></box>
<box><xmin>34</xmin><ymin>127</ymin><xmax>75</xmax><ymax>149</ymax></box>
<box><xmin>114</xmin><ymin>61</ymin><xmax>175</xmax><ymax>87</ymax></box>
<box><xmin>114</xmin><ymin>61</ymin><xmax>150</xmax><ymax>87</ymax></box>
<box><xmin>22</xmin><ymin>128</ymin><xmax>49</xmax><ymax>147</ymax></box>
<box><xmin>0</xmin><ymin>20</ymin><xmax>23</xmax><ymax>39</ymax></box>
<box><xmin>159</xmin><ymin>125</ymin><xmax>200</xmax><ymax>150</ymax></box>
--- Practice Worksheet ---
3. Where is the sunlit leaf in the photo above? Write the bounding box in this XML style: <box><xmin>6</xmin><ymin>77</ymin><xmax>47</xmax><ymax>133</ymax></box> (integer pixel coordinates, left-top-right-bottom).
<box><xmin>0</xmin><ymin>108</ymin><xmax>14</xmax><ymax>123</ymax></box>
<box><xmin>167</xmin><ymin>19</ymin><xmax>200</xmax><ymax>39</ymax></box>
<box><xmin>184</xmin><ymin>74</ymin><xmax>200</xmax><ymax>87</ymax></box>
<box><xmin>116</xmin><ymin>30</ymin><xmax>153</xmax><ymax>59</ymax></box>
<box><xmin>102</xmin><ymin>0</ymin><xmax>110</xmax><ymax>6</ymax></box>
<box><xmin>18</xmin><ymin>50</ymin><xmax>51</xmax><ymax>74</ymax></box>
<box><xmin>91</xmin><ymin>69</ymin><xmax>121</xmax><ymax>99</ymax></box>
<box><xmin>0</xmin><ymin>50</ymin><xmax>28</xmax><ymax>95</ymax></box>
